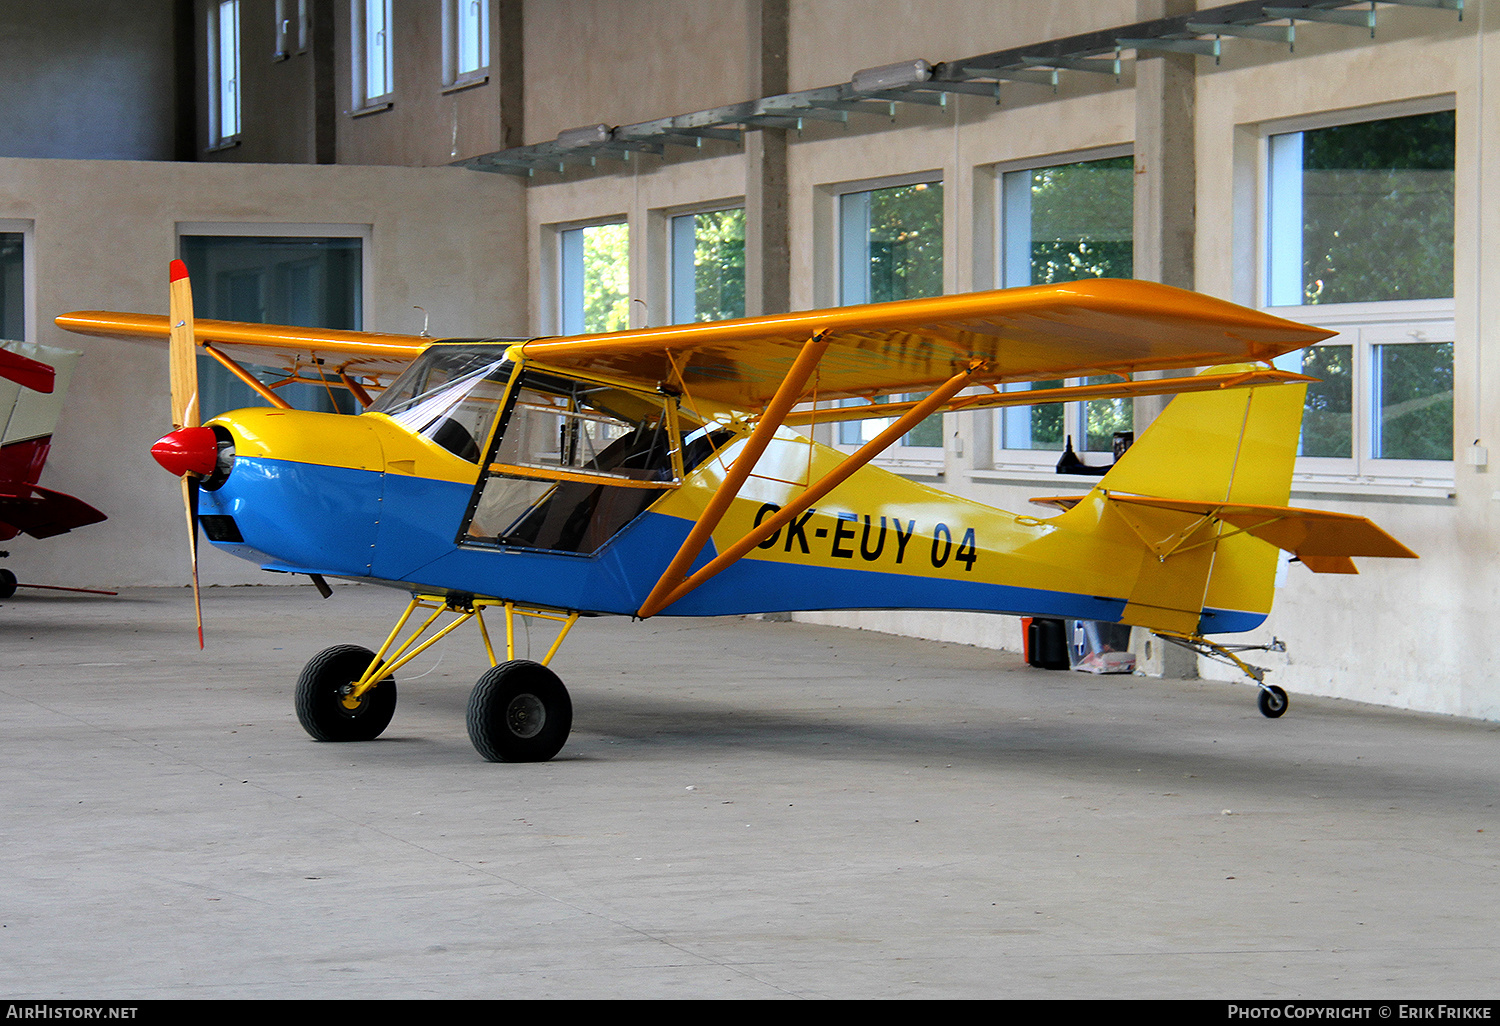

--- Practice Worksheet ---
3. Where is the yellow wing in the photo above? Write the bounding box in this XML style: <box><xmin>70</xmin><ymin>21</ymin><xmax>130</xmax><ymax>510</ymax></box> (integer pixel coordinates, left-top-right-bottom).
<box><xmin>522</xmin><ymin>279</ymin><xmax>1335</xmax><ymax>407</ymax></box>
<box><xmin>58</xmin><ymin>279</ymin><xmax>1331</xmax><ymax>409</ymax></box>
<box><xmin>54</xmin><ymin>310</ymin><xmax>430</xmax><ymax>388</ymax></box>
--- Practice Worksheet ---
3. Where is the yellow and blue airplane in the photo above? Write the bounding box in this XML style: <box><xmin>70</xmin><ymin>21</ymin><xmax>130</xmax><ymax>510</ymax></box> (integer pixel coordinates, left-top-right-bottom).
<box><xmin>57</xmin><ymin>264</ymin><xmax>1416</xmax><ymax>762</ymax></box>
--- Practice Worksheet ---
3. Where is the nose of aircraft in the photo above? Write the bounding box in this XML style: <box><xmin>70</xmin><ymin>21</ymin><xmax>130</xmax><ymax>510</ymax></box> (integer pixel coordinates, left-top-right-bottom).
<box><xmin>151</xmin><ymin>425</ymin><xmax>218</xmax><ymax>477</ymax></box>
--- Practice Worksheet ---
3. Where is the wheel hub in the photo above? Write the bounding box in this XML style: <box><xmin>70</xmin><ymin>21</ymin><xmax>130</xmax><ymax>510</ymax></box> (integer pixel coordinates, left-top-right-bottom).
<box><xmin>506</xmin><ymin>693</ymin><xmax>546</xmax><ymax>739</ymax></box>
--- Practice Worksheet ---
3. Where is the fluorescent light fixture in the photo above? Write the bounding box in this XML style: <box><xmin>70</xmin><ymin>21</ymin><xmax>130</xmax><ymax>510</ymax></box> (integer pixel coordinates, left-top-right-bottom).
<box><xmin>556</xmin><ymin>124</ymin><xmax>613</xmax><ymax>149</ymax></box>
<box><xmin>850</xmin><ymin>59</ymin><xmax>932</xmax><ymax>94</ymax></box>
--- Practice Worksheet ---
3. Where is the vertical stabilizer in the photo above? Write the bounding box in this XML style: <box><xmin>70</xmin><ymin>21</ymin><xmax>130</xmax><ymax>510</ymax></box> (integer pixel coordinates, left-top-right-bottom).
<box><xmin>1094</xmin><ymin>367</ymin><xmax>1307</xmax><ymax>634</ymax></box>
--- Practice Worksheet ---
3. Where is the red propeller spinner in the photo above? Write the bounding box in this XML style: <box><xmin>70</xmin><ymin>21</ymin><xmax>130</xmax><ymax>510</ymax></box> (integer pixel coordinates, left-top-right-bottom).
<box><xmin>151</xmin><ymin>426</ymin><xmax>218</xmax><ymax>478</ymax></box>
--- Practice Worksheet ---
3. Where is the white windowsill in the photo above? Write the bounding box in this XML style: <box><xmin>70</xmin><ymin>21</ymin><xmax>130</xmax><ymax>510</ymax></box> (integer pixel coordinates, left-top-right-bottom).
<box><xmin>442</xmin><ymin>74</ymin><xmax>489</xmax><ymax>95</ymax></box>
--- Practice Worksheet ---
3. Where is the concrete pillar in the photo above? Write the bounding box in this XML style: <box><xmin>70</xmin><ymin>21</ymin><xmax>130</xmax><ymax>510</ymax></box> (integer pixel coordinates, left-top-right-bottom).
<box><xmin>1132</xmin><ymin>1</ymin><xmax>1198</xmax><ymax>294</ymax></box>
<box><xmin>744</xmin><ymin>0</ymin><xmax>790</xmax><ymax>316</ymax></box>
<box><xmin>1132</xmin><ymin>0</ymin><xmax>1198</xmax><ymax>431</ymax></box>
<box><xmin>1130</xmin><ymin>1</ymin><xmax>1199</xmax><ymax>679</ymax></box>
<box><xmin>496</xmin><ymin>0</ymin><xmax>525</xmax><ymax>151</ymax></box>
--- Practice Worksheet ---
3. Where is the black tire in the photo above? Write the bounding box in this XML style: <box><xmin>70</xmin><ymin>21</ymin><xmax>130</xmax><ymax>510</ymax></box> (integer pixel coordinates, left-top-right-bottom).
<box><xmin>295</xmin><ymin>645</ymin><xmax>397</xmax><ymax>742</ymax></box>
<box><xmin>0</xmin><ymin>569</ymin><xmax>15</xmax><ymax>599</ymax></box>
<box><xmin>466</xmin><ymin>660</ymin><xmax>572</xmax><ymax>762</ymax></box>
<box><xmin>1258</xmin><ymin>684</ymin><xmax>1289</xmax><ymax>719</ymax></box>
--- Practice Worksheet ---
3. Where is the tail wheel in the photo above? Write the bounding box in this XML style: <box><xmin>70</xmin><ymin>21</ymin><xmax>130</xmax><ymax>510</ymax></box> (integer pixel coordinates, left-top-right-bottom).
<box><xmin>0</xmin><ymin>569</ymin><xmax>15</xmax><ymax>599</ymax></box>
<box><xmin>295</xmin><ymin>645</ymin><xmax>397</xmax><ymax>741</ymax></box>
<box><xmin>1258</xmin><ymin>684</ymin><xmax>1289</xmax><ymax>719</ymax></box>
<box><xmin>467</xmin><ymin>660</ymin><xmax>572</xmax><ymax>763</ymax></box>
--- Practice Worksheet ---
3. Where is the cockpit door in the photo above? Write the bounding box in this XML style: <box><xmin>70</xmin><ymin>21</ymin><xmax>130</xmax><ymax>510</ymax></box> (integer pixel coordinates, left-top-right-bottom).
<box><xmin>459</xmin><ymin>369</ymin><xmax>683</xmax><ymax>555</ymax></box>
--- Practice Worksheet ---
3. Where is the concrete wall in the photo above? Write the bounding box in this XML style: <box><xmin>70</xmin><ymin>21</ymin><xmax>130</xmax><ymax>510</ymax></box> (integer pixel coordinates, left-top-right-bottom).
<box><xmin>332</xmin><ymin>0</ymin><xmax>514</xmax><ymax>167</ymax></box>
<box><xmin>0</xmin><ymin>0</ymin><xmax>188</xmax><ymax>161</ymax></box>
<box><xmin>0</xmin><ymin>157</ymin><xmax>526</xmax><ymax>591</ymax></box>
<box><xmin>523</xmin><ymin>0</ymin><xmax>750</xmax><ymax>145</ymax></box>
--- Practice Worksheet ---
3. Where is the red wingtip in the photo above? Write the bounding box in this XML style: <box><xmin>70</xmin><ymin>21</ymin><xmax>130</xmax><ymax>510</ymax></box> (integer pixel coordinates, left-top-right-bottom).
<box><xmin>170</xmin><ymin>259</ymin><xmax>189</xmax><ymax>283</ymax></box>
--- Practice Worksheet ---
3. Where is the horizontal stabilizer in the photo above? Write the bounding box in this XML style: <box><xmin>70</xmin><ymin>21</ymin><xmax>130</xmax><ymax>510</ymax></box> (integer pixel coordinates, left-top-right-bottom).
<box><xmin>0</xmin><ymin>485</ymin><xmax>108</xmax><ymax>540</ymax></box>
<box><xmin>1105</xmin><ymin>494</ymin><xmax>1418</xmax><ymax>572</ymax></box>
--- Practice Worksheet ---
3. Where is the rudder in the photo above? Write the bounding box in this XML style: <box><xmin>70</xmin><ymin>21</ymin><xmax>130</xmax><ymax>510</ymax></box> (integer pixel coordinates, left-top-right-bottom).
<box><xmin>1093</xmin><ymin>367</ymin><xmax>1307</xmax><ymax>634</ymax></box>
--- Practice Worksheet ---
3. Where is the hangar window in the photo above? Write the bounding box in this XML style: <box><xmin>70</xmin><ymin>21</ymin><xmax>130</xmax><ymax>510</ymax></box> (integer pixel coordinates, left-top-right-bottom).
<box><xmin>443</xmin><ymin>0</ymin><xmax>489</xmax><ymax>88</ymax></box>
<box><xmin>835</xmin><ymin>177</ymin><xmax>945</xmax><ymax>468</ymax></box>
<box><xmin>671</xmin><ymin>208</ymin><xmax>745</xmax><ymax>324</ymax></box>
<box><xmin>993</xmin><ymin>151</ymin><xmax>1135</xmax><ymax>467</ymax></box>
<box><xmin>209</xmin><ymin>0</ymin><xmax>242</xmax><ymax>146</ymax></box>
<box><xmin>353</xmin><ymin>0</ymin><xmax>394</xmax><ymax>109</ymax></box>
<box><xmin>274</xmin><ymin>0</ymin><xmax>309</xmax><ymax>59</ymax></box>
<box><xmin>559</xmin><ymin>221</ymin><xmax>630</xmax><ymax>335</ymax></box>
<box><xmin>1265</xmin><ymin>106</ymin><xmax>1455</xmax><ymax>486</ymax></box>
<box><xmin>0</xmin><ymin>232</ymin><xmax>22</xmax><ymax>342</ymax></box>
<box><xmin>179</xmin><ymin>233</ymin><xmax>365</xmax><ymax>420</ymax></box>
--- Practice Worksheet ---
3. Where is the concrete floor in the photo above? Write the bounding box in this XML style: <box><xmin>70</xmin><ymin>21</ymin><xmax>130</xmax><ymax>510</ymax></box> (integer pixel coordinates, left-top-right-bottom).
<box><xmin>1</xmin><ymin>584</ymin><xmax>1496</xmax><ymax>999</ymax></box>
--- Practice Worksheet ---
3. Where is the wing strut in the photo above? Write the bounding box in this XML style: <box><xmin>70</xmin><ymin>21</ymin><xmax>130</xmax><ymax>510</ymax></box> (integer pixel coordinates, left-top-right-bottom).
<box><xmin>202</xmin><ymin>343</ymin><xmax>293</xmax><ymax>410</ymax></box>
<box><xmin>636</xmin><ymin>358</ymin><xmax>985</xmax><ymax>619</ymax></box>
<box><xmin>635</xmin><ymin>332</ymin><xmax>831</xmax><ymax>619</ymax></box>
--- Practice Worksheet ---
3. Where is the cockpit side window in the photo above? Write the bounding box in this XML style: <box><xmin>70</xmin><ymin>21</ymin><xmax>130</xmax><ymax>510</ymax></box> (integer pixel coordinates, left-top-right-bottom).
<box><xmin>460</xmin><ymin>371</ymin><xmax>699</xmax><ymax>555</ymax></box>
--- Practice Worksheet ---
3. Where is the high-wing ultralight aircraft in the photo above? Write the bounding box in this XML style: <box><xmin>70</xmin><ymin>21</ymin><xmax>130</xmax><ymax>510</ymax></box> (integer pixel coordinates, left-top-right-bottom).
<box><xmin>0</xmin><ymin>339</ymin><xmax>108</xmax><ymax>596</ymax></box>
<box><xmin>57</xmin><ymin>263</ymin><xmax>1416</xmax><ymax>762</ymax></box>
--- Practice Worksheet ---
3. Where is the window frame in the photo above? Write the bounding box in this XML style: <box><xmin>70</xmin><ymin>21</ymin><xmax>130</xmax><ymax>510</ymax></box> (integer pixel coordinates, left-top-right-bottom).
<box><xmin>1265</xmin><ymin>300</ymin><xmax>1455</xmax><ymax>488</ymax></box>
<box><xmin>0</xmin><ymin>219</ymin><xmax>34</xmax><ymax>343</ymax></box>
<box><xmin>175</xmin><ymin>222</ymin><xmax>373</xmax><ymax>418</ymax></box>
<box><xmin>668</xmin><ymin>203</ymin><xmax>746</xmax><ymax>326</ymax></box>
<box><xmin>351</xmin><ymin>0</ymin><xmax>394</xmax><ymax>112</ymax></box>
<box><xmin>274</xmin><ymin>0</ymin><xmax>310</xmax><ymax>60</ymax></box>
<box><xmin>831</xmin><ymin>172</ymin><xmax>947</xmax><ymax>472</ymax></box>
<box><xmin>442</xmin><ymin>0</ymin><xmax>490</xmax><ymax>91</ymax></box>
<box><xmin>554</xmin><ymin>217</ymin><xmax>631</xmax><ymax>337</ymax></box>
<box><xmin>1258</xmin><ymin>99</ymin><xmax>1457</xmax><ymax>491</ymax></box>
<box><xmin>208</xmin><ymin>0</ymin><xmax>242</xmax><ymax>148</ymax></box>
<box><xmin>989</xmin><ymin>145</ymin><xmax>1135</xmax><ymax>471</ymax></box>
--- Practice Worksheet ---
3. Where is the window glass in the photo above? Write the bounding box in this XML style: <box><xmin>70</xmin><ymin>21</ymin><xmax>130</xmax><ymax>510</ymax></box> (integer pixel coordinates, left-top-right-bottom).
<box><xmin>561</xmin><ymin>223</ymin><xmax>629</xmax><ymax>335</ymax></box>
<box><xmin>1002</xmin><ymin>155</ymin><xmax>1133</xmax><ymax>288</ymax></box>
<box><xmin>840</xmin><ymin>182</ymin><xmax>943</xmax><ymax>305</ymax></box>
<box><xmin>361</xmin><ymin>0</ymin><xmax>393</xmax><ymax>102</ymax></box>
<box><xmin>838</xmin><ymin>181</ymin><xmax>943</xmax><ymax>450</ymax></box>
<box><xmin>1374</xmin><ymin>341</ymin><xmax>1453</xmax><ymax>461</ymax></box>
<box><xmin>998</xmin><ymin>155</ymin><xmax>1132</xmax><ymax>456</ymax></box>
<box><xmin>1292</xmin><ymin>344</ymin><xmax>1353</xmax><ymax>459</ymax></box>
<box><xmin>671</xmin><ymin>209</ymin><xmax>745</xmax><ymax>324</ymax></box>
<box><xmin>215</xmin><ymin>0</ymin><xmax>241</xmax><ymax>141</ymax></box>
<box><xmin>456</xmin><ymin>0</ymin><xmax>488</xmax><ymax>76</ymax></box>
<box><xmin>180</xmin><ymin>235</ymin><xmax>363</xmax><ymax>418</ymax></box>
<box><xmin>836</xmin><ymin>394</ymin><xmax>942</xmax><ymax>449</ymax></box>
<box><xmin>1000</xmin><ymin>381</ymin><xmax>1065</xmax><ymax>451</ymax></box>
<box><xmin>1083</xmin><ymin>377</ymin><xmax>1133</xmax><ymax>453</ymax></box>
<box><xmin>1268</xmin><ymin>110</ymin><xmax>1454</xmax><ymax>306</ymax></box>
<box><xmin>0</xmin><ymin>234</ymin><xmax>21</xmax><ymax>341</ymax></box>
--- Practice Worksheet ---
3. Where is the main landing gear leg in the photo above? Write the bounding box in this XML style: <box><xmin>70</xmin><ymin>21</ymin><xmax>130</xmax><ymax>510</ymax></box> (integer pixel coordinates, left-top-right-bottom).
<box><xmin>294</xmin><ymin>593</ymin><xmax>581</xmax><ymax>761</ymax></box>
<box><xmin>1154</xmin><ymin>632</ymin><xmax>1290</xmax><ymax>719</ymax></box>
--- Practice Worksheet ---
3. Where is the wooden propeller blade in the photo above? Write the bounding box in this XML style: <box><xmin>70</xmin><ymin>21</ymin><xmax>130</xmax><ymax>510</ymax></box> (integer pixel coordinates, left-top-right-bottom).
<box><xmin>168</xmin><ymin>260</ymin><xmax>200</xmax><ymax>430</ymax></box>
<box><xmin>182</xmin><ymin>474</ymin><xmax>203</xmax><ymax>649</ymax></box>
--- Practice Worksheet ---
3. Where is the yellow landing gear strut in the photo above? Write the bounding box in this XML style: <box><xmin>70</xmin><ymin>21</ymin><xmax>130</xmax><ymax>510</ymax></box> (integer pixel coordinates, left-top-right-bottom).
<box><xmin>293</xmin><ymin>592</ymin><xmax>581</xmax><ymax>761</ymax></box>
<box><xmin>1153</xmin><ymin>631</ymin><xmax>1290</xmax><ymax>718</ymax></box>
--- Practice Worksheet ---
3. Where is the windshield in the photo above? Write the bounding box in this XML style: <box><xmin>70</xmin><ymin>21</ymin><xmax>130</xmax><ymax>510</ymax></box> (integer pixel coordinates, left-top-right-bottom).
<box><xmin>369</xmin><ymin>345</ymin><xmax>515</xmax><ymax>462</ymax></box>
